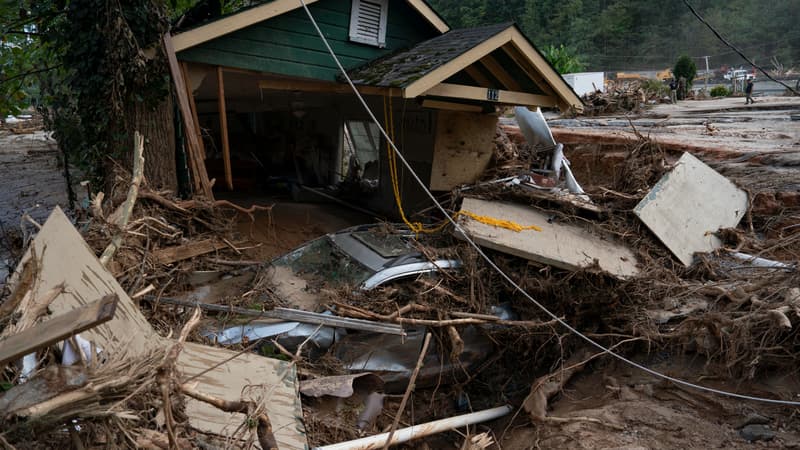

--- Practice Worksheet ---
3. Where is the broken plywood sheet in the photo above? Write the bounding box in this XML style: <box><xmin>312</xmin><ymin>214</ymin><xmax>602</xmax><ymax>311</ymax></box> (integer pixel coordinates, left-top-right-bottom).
<box><xmin>430</xmin><ymin>111</ymin><xmax>497</xmax><ymax>191</ymax></box>
<box><xmin>8</xmin><ymin>207</ymin><xmax>306</xmax><ymax>449</ymax></box>
<box><xmin>8</xmin><ymin>206</ymin><xmax>159</xmax><ymax>355</ymax></box>
<box><xmin>458</xmin><ymin>197</ymin><xmax>639</xmax><ymax>278</ymax></box>
<box><xmin>634</xmin><ymin>152</ymin><xmax>748</xmax><ymax>266</ymax></box>
<box><xmin>180</xmin><ymin>342</ymin><xmax>306</xmax><ymax>449</ymax></box>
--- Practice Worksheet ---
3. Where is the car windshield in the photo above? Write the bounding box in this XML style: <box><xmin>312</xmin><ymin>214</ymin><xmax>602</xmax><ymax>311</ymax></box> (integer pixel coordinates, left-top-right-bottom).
<box><xmin>273</xmin><ymin>235</ymin><xmax>375</xmax><ymax>288</ymax></box>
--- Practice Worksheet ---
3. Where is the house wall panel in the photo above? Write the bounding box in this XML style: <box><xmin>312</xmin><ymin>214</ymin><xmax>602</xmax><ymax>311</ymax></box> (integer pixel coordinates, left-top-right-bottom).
<box><xmin>430</xmin><ymin>111</ymin><xmax>496</xmax><ymax>191</ymax></box>
<box><xmin>178</xmin><ymin>0</ymin><xmax>439</xmax><ymax>82</ymax></box>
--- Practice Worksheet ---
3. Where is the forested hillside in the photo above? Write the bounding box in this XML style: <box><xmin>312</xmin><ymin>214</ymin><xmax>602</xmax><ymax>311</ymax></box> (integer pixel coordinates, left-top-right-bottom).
<box><xmin>429</xmin><ymin>0</ymin><xmax>799</xmax><ymax>72</ymax></box>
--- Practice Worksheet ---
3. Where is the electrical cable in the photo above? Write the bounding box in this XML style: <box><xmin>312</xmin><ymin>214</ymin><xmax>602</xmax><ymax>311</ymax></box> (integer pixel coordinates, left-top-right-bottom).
<box><xmin>297</xmin><ymin>0</ymin><xmax>800</xmax><ymax>407</ymax></box>
<box><xmin>683</xmin><ymin>0</ymin><xmax>799</xmax><ymax>96</ymax></box>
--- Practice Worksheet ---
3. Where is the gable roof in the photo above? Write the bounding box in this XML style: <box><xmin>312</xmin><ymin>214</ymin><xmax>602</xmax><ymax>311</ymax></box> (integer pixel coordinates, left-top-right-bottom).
<box><xmin>172</xmin><ymin>0</ymin><xmax>449</xmax><ymax>52</ymax></box>
<box><xmin>347</xmin><ymin>23</ymin><xmax>583</xmax><ymax>111</ymax></box>
<box><xmin>348</xmin><ymin>22</ymin><xmax>511</xmax><ymax>88</ymax></box>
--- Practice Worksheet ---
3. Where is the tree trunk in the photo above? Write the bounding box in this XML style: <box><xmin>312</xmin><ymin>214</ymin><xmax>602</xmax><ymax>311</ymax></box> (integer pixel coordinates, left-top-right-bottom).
<box><xmin>124</xmin><ymin>96</ymin><xmax>177</xmax><ymax>193</ymax></box>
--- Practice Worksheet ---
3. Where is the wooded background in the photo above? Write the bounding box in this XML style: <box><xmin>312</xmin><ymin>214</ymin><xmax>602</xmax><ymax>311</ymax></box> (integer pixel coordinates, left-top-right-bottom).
<box><xmin>429</xmin><ymin>0</ymin><xmax>800</xmax><ymax>72</ymax></box>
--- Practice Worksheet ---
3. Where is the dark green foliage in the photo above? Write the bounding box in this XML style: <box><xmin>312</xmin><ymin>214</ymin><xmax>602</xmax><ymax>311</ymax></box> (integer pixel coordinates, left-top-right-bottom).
<box><xmin>1</xmin><ymin>1</ymin><xmax>172</xmax><ymax>186</ymax></box>
<box><xmin>428</xmin><ymin>0</ymin><xmax>800</xmax><ymax>72</ymax></box>
<box><xmin>673</xmin><ymin>54</ymin><xmax>697</xmax><ymax>86</ymax></box>
<box><xmin>710</xmin><ymin>85</ymin><xmax>730</xmax><ymax>97</ymax></box>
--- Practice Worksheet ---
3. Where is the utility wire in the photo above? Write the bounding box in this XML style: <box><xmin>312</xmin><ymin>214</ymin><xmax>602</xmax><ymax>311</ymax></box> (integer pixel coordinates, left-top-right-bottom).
<box><xmin>297</xmin><ymin>0</ymin><xmax>800</xmax><ymax>406</ymax></box>
<box><xmin>683</xmin><ymin>0</ymin><xmax>799</xmax><ymax>96</ymax></box>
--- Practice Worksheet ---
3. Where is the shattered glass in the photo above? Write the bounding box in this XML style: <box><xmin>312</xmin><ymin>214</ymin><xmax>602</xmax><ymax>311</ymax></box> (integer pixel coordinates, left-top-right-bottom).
<box><xmin>273</xmin><ymin>235</ymin><xmax>374</xmax><ymax>287</ymax></box>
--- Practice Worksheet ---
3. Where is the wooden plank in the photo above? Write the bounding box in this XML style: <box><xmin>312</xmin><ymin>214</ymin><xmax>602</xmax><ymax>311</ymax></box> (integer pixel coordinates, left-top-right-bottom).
<box><xmin>257</xmin><ymin>77</ymin><xmax>401</xmax><ymax>97</ymax></box>
<box><xmin>404</xmin><ymin>0</ymin><xmax>449</xmax><ymax>32</ymax></box>
<box><xmin>507</xmin><ymin>31</ymin><xmax>584</xmax><ymax>112</ymax></box>
<box><xmin>171</xmin><ymin>0</ymin><xmax>321</xmax><ymax>51</ymax></box>
<box><xmin>421</xmin><ymin>99</ymin><xmax>483</xmax><ymax>112</ymax></box>
<box><xmin>7</xmin><ymin>208</ymin><xmax>307</xmax><ymax>448</ymax></box>
<box><xmin>458</xmin><ymin>198</ymin><xmax>639</xmax><ymax>278</ymax></box>
<box><xmin>164</xmin><ymin>33</ymin><xmax>214</xmax><ymax>199</ymax></box>
<box><xmin>423</xmin><ymin>83</ymin><xmax>557</xmax><ymax>107</ymax></box>
<box><xmin>463</xmin><ymin>65</ymin><xmax>493</xmax><ymax>87</ymax></box>
<box><xmin>479</xmin><ymin>54</ymin><xmax>521</xmax><ymax>91</ymax></box>
<box><xmin>142</xmin><ymin>296</ymin><xmax>406</xmax><ymax>335</ymax></box>
<box><xmin>430</xmin><ymin>111</ymin><xmax>496</xmax><ymax>190</ymax></box>
<box><xmin>634</xmin><ymin>152</ymin><xmax>748</xmax><ymax>266</ymax></box>
<box><xmin>152</xmin><ymin>239</ymin><xmax>227</xmax><ymax>265</ymax></box>
<box><xmin>181</xmin><ymin>62</ymin><xmax>206</xmax><ymax>160</ymax></box>
<box><xmin>500</xmin><ymin>43</ymin><xmax>556</xmax><ymax>98</ymax></box>
<box><xmin>0</xmin><ymin>295</ymin><xmax>118</xmax><ymax>366</ymax></box>
<box><xmin>404</xmin><ymin>28</ymin><xmax>512</xmax><ymax>98</ymax></box>
<box><xmin>216</xmin><ymin>67</ymin><xmax>233</xmax><ymax>191</ymax></box>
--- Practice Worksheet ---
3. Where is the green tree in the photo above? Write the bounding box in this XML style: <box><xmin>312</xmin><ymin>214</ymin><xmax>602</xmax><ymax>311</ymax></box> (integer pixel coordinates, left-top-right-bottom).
<box><xmin>673</xmin><ymin>54</ymin><xmax>697</xmax><ymax>86</ymax></box>
<box><xmin>542</xmin><ymin>44</ymin><xmax>584</xmax><ymax>74</ymax></box>
<box><xmin>2</xmin><ymin>1</ymin><xmax>178</xmax><ymax>191</ymax></box>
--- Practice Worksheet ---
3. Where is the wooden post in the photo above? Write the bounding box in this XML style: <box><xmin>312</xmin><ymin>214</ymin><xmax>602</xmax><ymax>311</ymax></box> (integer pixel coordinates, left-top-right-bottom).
<box><xmin>217</xmin><ymin>66</ymin><xmax>233</xmax><ymax>191</ymax></box>
<box><xmin>163</xmin><ymin>33</ymin><xmax>214</xmax><ymax>199</ymax></box>
<box><xmin>180</xmin><ymin>62</ymin><xmax>205</xmax><ymax>160</ymax></box>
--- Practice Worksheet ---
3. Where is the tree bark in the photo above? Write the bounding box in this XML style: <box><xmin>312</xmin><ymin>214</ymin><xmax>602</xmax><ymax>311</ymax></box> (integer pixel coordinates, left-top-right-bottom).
<box><xmin>124</xmin><ymin>95</ymin><xmax>177</xmax><ymax>192</ymax></box>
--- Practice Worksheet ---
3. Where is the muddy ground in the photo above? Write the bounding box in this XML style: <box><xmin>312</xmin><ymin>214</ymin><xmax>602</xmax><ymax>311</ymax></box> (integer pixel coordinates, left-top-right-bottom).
<box><xmin>1</xmin><ymin>96</ymin><xmax>799</xmax><ymax>449</ymax></box>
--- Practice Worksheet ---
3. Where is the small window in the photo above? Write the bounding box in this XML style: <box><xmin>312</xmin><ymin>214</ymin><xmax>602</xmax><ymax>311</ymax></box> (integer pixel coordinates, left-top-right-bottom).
<box><xmin>349</xmin><ymin>0</ymin><xmax>388</xmax><ymax>47</ymax></box>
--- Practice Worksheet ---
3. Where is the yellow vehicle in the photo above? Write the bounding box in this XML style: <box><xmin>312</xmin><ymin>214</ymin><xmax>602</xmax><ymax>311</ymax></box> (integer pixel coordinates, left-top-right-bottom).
<box><xmin>657</xmin><ymin>68</ymin><xmax>673</xmax><ymax>80</ymax></box>
<box><xmin>616</xmin><ymin>72</ymin><xmax>646</xmax><ymax>81</ymax></box>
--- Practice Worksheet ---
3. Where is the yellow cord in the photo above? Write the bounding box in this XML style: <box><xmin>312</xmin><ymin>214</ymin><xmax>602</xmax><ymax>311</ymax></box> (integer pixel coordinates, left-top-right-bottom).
<box><xmin>456</xmin><ymin>210</ymin><xmax>543</xmax><ymax>232</ymax></box>
<box><xmin>382</xmin><ymin>95</ymin><xmax>541</xmax><ymax>235</ymax></box>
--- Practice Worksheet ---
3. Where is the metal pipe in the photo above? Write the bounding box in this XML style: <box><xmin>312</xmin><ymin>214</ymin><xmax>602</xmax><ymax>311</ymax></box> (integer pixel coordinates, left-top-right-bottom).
<box><xmin>314</xmin><ymin>405</ymin><xmax>513</xmax><ymax>450</ymax></box>
<box><xmin>729</xmin><ymin>251</ymin><xmax>795</xmax><ymax>270</ymax></box>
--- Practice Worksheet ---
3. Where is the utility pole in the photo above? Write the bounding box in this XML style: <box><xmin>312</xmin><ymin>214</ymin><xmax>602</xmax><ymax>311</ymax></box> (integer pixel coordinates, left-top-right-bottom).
<box><xmin>703</xmin><ymin>55</ymin><xmax>710</xmax><ymax>92</ymax></box>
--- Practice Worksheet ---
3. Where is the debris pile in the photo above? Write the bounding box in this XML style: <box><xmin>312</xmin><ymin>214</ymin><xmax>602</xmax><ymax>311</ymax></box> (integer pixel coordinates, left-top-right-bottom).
<box><xmin>2</xmin><ymin>104</ymin><xmax>800</xmax><ymax>448</ymax></box>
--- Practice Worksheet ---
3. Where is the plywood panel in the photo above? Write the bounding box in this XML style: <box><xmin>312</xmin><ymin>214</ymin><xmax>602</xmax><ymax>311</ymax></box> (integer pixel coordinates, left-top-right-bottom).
<box><xmin>430</xmin><ymin>111</ymin><xmax>496</xmax><ymax>191</ymax></box>
<box><xmin>9</xmin><ymin>208</ymin><xmax>306</xmax><ymax>448</ymax></box>
<box><xmin>458</xmin><ymin>198</ymin><xmax>639</xmax><ymax>278</ymax></box>
<box><xmin>634</xmin><ymin>152</ymin><xmax>748</xmax><ymax>266</ymax></box>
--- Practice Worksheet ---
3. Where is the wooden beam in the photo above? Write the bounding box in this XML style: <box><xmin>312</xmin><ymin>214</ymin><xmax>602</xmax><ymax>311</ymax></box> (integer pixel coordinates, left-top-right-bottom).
<box><xmin>0</xmin><ymin>295</ymin><xmax>118</xmax><ymax>367</ymax></box>
<box><xmin>172</xmin><ymin>0</ymin><xmax>321</xmax><ymax>51</ymax></box>
<box><xmin>479</xmin><ymin>54</ymin><xmax>521</xmax><ymax>91</ymax></box>
<box><xmin>404</xmin><ymin>28</ymin><xmax>513</xmax><ymax>98</ymax></box>
<box><xmin>152</xmin><ymin>239</ymin><xmax>227</xmax><ymax>265</ymax></box>
<box><xmin>164</xmin><ymin>33</ymin><xmax>214</xmax><ymax>199</ymax></box>
<box><xmin>424</xmin><ymin>83</ymin><xmax>557</xmax><ymax>107</ymax></box>
<box><xmin>463</xmin><ymin>65</ymin><xmax>493</xmax><ymax>87</ymax></box>
<box><xmin>507</xmin><ymin>31</ymin><xmax>583</xmax><ymax>111</ymax></box>
<box><xmin>181</xmin><ymin>62</ymin><xmax>206</xmax><ymax>160</ymax></box>
<box><xmin>142</xmin><ymin>296</ymin><xmax>406</xmax><ymax>335</ymax></box>
<box><xmin>421</xmin><ymin>99</ymin><xmax>483</xmax><ymax>112</ymax></box>
<box><xmin>257</xmin><ymin>78</ymin><xmax>401</xmax><ymax>97</ymax></box>
<box><xmin>405</xmin><ymin>0</ymin><xmax>449</xmax><ymax>33</ymax></box>
<box><xmin>216</xmin><ymin>67</ymin><xmax>233</xmax><ymax>191</ymax></box>
<box><xmin>500</xmin><ymin>43</ymin><xmax>556</xmax><ymax>98</ymax></box>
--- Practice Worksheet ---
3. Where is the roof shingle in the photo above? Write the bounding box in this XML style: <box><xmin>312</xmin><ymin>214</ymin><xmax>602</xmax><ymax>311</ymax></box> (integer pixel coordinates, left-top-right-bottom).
<box><xmin>346</xmin><ymin>22</ymin><xmax>513</xmax><ymax>87</ymax></box>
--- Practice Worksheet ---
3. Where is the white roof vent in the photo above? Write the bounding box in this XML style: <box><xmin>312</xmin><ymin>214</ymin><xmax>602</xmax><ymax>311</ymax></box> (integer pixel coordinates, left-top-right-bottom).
<box><xmin>349</xmin><ymin>0</ymin><xmax>388</xmax><ymax>47</ymax></box>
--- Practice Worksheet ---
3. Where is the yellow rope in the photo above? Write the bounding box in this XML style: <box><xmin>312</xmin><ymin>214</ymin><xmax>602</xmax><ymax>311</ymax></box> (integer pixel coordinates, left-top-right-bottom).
<box><xmin>456</xmin><ymin>210</ymin><xmax>543</xmax><ymax>232</ymax></box>
<box><xmin>384</xmin><ymin>95</ymin><xmax>444</xmax><ymax>234</ymax></box>
<box><xmin>382</xmin><ymin>95</ymin><xmax>541</xmax><ymax>235</ymax></box>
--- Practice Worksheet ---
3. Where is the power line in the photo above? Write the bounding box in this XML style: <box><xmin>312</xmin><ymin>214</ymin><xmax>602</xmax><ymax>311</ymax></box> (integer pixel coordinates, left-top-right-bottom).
<box><xmin>683</xmin><ymin>0</ymin><xmax>799</xmax><ymax>95</ymax></box>
<box><xmin>298</xmin><ymin>0</ymin><xmax>800</xmax><ymax>406</ymax></box>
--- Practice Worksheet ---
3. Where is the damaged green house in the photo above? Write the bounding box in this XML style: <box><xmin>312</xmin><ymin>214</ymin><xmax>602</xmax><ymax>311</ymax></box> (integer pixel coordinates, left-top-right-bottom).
<box><xmin>172</xmin><ymin>0</ymin><xmax>582</xmax><ymax>216</ymax></box>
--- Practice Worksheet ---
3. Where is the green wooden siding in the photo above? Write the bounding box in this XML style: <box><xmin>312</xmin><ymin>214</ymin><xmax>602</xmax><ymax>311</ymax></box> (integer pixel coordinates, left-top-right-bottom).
<box><xmin>177</xmin><ymin>0</ymin><xmax>440</xmax><ymax>81</ymax></box>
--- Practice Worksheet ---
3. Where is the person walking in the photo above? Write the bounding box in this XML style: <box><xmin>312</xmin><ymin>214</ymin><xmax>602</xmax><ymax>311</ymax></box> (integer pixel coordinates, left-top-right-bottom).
<box><xmin>669</xmin><ymin>78</ymin><xmax>677</xmax><ymax>104</ymax></box>
<box><xmin>745</xmin><ymin>78</ymin><xmax>755</xmax><ymax>104</ymax></box>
